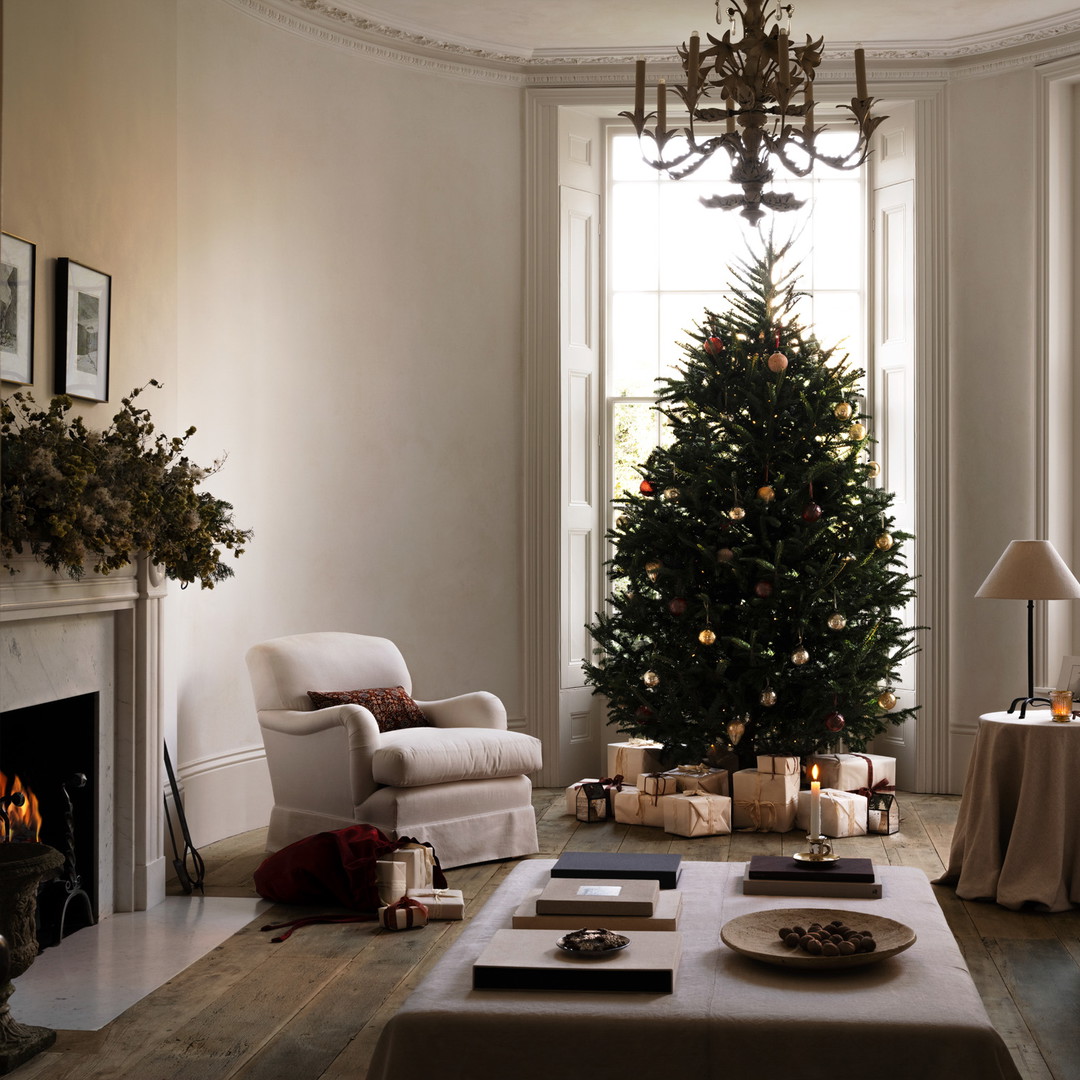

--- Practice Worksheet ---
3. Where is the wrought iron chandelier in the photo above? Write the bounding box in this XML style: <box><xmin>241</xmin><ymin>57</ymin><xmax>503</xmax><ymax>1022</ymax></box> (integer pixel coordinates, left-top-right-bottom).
<box><xmin>621</xmin><ymin>0</ymin><xmax>886</xmax><ymax>224</ymax></box>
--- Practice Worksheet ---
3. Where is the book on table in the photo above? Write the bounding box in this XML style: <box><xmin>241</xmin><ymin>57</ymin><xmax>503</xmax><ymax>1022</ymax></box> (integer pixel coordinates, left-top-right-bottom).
<box><xmin>512</xmin><ymin>887</ymin><xmax>683</xmax><ymax>931</ymax></box>
<box><xmin>550</xmin><ymin>851</ymin><xmax>682</xmax><ymax>889</ymax></box>
<box><xmin>740</xmin><ymin>873</ymin><xmax>882</xmax><ymax>899</ymax></box>
<box><xmin>746</xmin><ymin>855</ymin><xmax>876</xmax><ymax>883</ymax></box>
<box><xmin>535</xmin><ymin>876</ymin><xmax>659</xmax><ymax>917</ymax></box>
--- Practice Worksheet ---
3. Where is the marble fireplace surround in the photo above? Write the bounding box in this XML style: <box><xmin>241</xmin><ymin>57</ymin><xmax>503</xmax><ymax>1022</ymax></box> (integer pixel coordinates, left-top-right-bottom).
<box><xmin>0</xmin><ymin>555</ymin><xmax>167</xmax><ymax>916</ymax></box>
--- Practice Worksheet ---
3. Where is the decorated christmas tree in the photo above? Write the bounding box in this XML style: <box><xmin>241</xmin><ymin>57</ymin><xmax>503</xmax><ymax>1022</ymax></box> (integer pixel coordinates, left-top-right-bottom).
<box><xmin>584</xmin><ymin>236</ymin><xmax>918</xmax><ymax>768</ymax></box>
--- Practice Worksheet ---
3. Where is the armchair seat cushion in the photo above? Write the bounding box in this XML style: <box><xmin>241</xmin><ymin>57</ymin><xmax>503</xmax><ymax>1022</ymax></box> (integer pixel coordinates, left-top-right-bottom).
<box><xmin>371</xmin><ymin>727</ymin><xmax>542</xmax><ymax>788</ymax></box>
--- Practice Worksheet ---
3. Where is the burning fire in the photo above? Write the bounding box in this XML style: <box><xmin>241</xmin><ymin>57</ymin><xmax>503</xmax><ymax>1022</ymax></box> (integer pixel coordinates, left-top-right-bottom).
<box><xmin>0</xmin><ymin>772</ymin><xmax>43</xmax><ymax>841</ymax></box>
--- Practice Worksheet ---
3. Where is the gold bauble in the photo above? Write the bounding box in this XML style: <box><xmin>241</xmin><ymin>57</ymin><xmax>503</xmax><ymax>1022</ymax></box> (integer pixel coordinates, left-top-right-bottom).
<box><xmin>757</xmin><ymin>485</ymin><xmax>776</xmax><ymax>502</ymax></box>
<box><xmin>642</xmin><ymin>670</ymin><xmax>660</xmax><ymax>687</ymax></box>
<box><xmin>867</xmin><ymin>461</ymin><xmax>881</xmax><ymax>479</ymax></box>
<box><xmin>760</xmin><ymin>689</ymin><xmax>777</xmax><ymax>706</ymax></box>
<box><xmin>878</xmin><ymin>690</ymin><xmax>898</xmax><ymax>711</ymax></box>
<box><xmin>834</xmin><ymin>402</ymin><xmax>853</xmax><ymax>420</ymax></box>
<box><xmin>698</xmin><ymin>628</ymin><xmax>717</xmax><ymax>645</ymax></box>
<box><xmin>717</xmin><ymin>547</ymin><xmax>735</xmax><ymax>563</ymax></box>
<box><xmin>726</xmin><ymin>717</ymin><xmax>747</xmax><ymax>745</ymax></box>
<box><xmin>875</xmin><ymin>532</ymin><xmax>894</xmax><ymax>551</ymax></box>
<box><xmin>792</xmin><ymin>646</ymin><xmax>810</xmax><ymax>666</ymax></box>
<box><xmin>645</xmin><ymin>559</ymin><xmax>662</xmax><ymax>581</ymax></box>
<box><xmin>849</xmin><ymin>422</ymin><xmax>867</xmax><ymax>440</ymax></box>
<box><xmin>663</xmin><ymin>487</ymin><xmax>680</xmax><ymax>502</ymax></box>
<box><xmin>616</xmin><ymin>514</ymin><xmax>629</xmax><ymax>529</ymax></box>
<box><xmin>827</xmin><ymin>612</ymin><xmax>847</xmax><ymax>630</ymax></box>
<box><xmin>728</xmin><ymin>506</ymin><xmax>746</xmax><ymax>521</ymax></box>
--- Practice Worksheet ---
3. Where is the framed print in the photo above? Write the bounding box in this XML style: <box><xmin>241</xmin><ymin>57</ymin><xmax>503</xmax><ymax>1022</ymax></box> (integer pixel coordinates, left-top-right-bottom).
<box><xmin>55</xmin><ymin>258</ymin><xmax>110</xmax><ymax>402</ymax></box>
<box><xmin>0</xmin><ymin>233</ymin><xmax>36</xmax><ymax>384</ymax></box>
<box><xmin>1057</xmin><ymin>656</ymin><xmax>1080</xmax><ymax>696</ymax></box>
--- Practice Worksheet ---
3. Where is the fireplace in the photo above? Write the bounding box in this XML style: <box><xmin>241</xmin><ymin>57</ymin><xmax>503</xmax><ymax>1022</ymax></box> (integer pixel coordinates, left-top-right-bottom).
<box><xmin>0</xmin><ymin>554</ymin><xmax>167</xmax><ymax>916</ymax></box>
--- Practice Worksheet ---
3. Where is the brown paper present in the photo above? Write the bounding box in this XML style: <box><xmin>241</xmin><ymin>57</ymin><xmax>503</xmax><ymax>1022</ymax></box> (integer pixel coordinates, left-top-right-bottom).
<box><xmin>663</xmin><ymin>765</ymin><xmax>729</xmax><ymax>796</ymax></box>
<box><xmin>805</xmin><ymin>752</ymin><xmax>896</xmax><ymax>795</ymax></box>
<box><xmin>611</xmin><ymin>789</ymin><xmax>668</xmax><ymax>828</ymax></box>
<box><xmin>375</xmin><ymin>859</ymin><xmax>408</xmax><ymax>905</ymax></box>
<box><xmin>795</xmin><ymin>789</ymin><xmax>868</xmax><ymax>837</ymax></box>
<box><xmin>637</xmin><ymin>772</ymin><xmax>679</xmax><ymax>798</ymax></box>
<box><xmin>379</xmin><ymin>896</ymin><xmax>428</xmax><ymax>931</ymax></box>
<box><xmin>731</xmin><ymin>768</ymin><xmax>799</xmax><ymax>832</ymax></box>
<box><xmin>662</xmin><ymin>792</ymin><xmax>732</xmax><ymax>837</ymax></box>
<box><xmin>756</xmin><ymin>754</ymin><xmax>801</xmax><ymax>777</ymax></box>
<box><xmin>407</xmin><ymin>888</ymin><xmax>465</xmax><ymax>920</ymax></box>
<box><xmin>607</xmin><ymin>740</ymin><xmax>664</xmax><ymax>781</ymax></box>
<box><xmin>386</xmin><ymin>846</ymin><xmax>434</xmax><ymax>892</ymax></box>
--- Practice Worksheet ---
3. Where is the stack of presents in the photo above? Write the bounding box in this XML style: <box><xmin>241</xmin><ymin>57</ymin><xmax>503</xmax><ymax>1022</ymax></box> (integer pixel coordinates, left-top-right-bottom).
<box><xmin>567</xmin><ymin>739</ymin><xmax>899</xmax><ymax>838</ymax></box>
<box><xmin>374</xmin><ymin>843</ymin><xmax>466</xmax><ymax>930</ymax></box>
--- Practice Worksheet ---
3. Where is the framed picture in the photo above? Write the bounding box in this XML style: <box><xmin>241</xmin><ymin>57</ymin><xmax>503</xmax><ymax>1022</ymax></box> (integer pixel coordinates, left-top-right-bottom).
<box><xmin>1057</xmin><ymin>656</ymin><xmax>1080</xmax><ymax>696</ymax></box>
<box><xmin>1</xmin><ymin>233</ymin><xmax>36</xmax><ymax>385</ymax></box>
<box><xmin>55</xmin><ymin>258</ymin><xmax>110</xmax><ymax>402</ymax></box>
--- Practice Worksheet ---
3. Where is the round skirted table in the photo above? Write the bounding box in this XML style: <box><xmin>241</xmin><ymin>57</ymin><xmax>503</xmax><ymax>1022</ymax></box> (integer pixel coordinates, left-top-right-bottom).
<box><xmin>936</xmin><ymin>711</ymin><xmax>1080</xmax><ymax>911</ymax></box>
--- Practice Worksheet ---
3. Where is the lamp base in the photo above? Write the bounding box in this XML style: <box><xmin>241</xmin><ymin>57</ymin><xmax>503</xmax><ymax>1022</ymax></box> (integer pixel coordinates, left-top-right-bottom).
<box><xmin>1008</xmin><ymin>695</ymin><xmax>1051</xmax><ymax>719</ymax></box>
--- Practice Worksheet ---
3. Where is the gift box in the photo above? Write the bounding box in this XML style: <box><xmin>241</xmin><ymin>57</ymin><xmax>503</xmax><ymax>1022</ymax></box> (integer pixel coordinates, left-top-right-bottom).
<box><xmin>662</xmin><ymin>765</ymin><xmax>730</xmax><ymax>797</ymax></box>
<box><xmin>576</xmin><ymin>782</ymin><xmax>609</xmax><ymax>822</ymax></box>
<box><xmin>731</xmin><ymin>768</ymin><xmax>799</xmax><ymax>832</ymax></box>
<box><xmin>564</xmin><ymin>776</ymin><xmax>634</xmax><ymax>815</ymax></box>
<box><xmin>756</xmin><ymin>754</ymin><xmax>801</xmax><ymax>777</ymax></box>
<box><xmin>867</xmin><ymin>792</ymin><xmax>900</xmax><ymax>834</ymax></box>
<box><xmin>637</xmin><ymin>772</ymin><xmax>679</xmax><ymax>798</ymax></box>
<box><xmin>375</xmin><ymin>859</ymin><xmax>408</xmax><ymax>905</ymax></box>
<box><xmin>379</xmin><ymin>897</ymin><xmax>428</xmax><ymax>931</ymax></box>
<box><xmin>612</xmin><ymin>789</ymin><xmax>669</xmax><ymax>828</ymax></box>
<box><xmin>407</xmin><ymin>888</ymin><xmax>465</xmax><ymax>920</ymax></box>
<box><xmin>806</xmin><ymin>752</ymin><xmax>896</xmax><ymax>797</ymax></box>
<box><xmin>795</xmin><ymin>789</ymin><xmax>868</xmax><ymax>837</ymax></box>
<box><xmin>386</xmin><ymin>845</ymin><xmax>435</xmax><ymax>892</ymax></box>
<box><xmin>607</xmin><ymin>740</ymin><xmax>664</xmax><ymax>781</ymax></box>
<box><xmin>662</xmin><ymin>792</ymin><xmax>732</xmax><ymax>837</ymax></box>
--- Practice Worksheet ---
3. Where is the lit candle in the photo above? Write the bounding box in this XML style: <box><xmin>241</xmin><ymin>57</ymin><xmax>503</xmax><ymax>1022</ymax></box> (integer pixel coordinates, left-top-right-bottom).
<box><xmin>634</xmin><ymin>56</ymin><xmax>646</xmax><ymax>121</ymax></box>
<box><xmin>854</xmin><ymin>45</ymin><xmax>868</xmax><ymax>100</ymax></box>
<box><xmin>687</xmin><ymin>31</ymin><xmax>700</xmax><ymax>91</ymax></box>
<box><xmin>1050</xmin><ymin>690</ymin><xmax>1073</xmax><ymax>721</ymax></box>
<box><xmin>657</xmin><ymin>78</ymin><xmax>667</xmax><ymax>133</ymax></box>
<box><xmin>809</xmin><ymin>763</ymin><xmax>821</xmax><ymax>837</ymax></box>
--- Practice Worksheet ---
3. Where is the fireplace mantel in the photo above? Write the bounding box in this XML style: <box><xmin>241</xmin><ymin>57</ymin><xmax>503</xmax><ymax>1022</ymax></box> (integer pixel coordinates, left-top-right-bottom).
<box><xmin>0</xmin><ymin>554</ymin><xmax>167</xmax><ymax>914</ymax></box>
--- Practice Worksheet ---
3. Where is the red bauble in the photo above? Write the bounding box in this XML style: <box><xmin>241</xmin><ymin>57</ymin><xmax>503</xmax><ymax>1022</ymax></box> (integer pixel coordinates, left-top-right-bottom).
<box><xmin>824</xmin><ymin>712</ymin><xmax>846</xmax><ymax>733</ymax></box>
<box><xmin>635</xmin><ymin>706</ymin><xmax>654</xmax><ymax>719</ymax></box>
<box><xmin>717</xmin><ymin>547</ymin><xmax>735</xmax><ymax>563</ymax></box>
<box><xmin>801</xmin><ymin>502</ymin><xmax>823</xmax><ymax>522</ymax></box>
<box><xmin>639</xmin><ymin>480</ymin><xmax>654</xmax><ymax>494</ymax></box>
<box><xmin>767</xmin><ymin>351</ymin><xmax>789</xmax><ymax>372</ymax></box>
<box><xmin>754</xmin><ymin>581</ymin><xmax>773</xmax><ymax>598</ymax></box>
<box><xmin>668</xmin><ymin>597</ymin><xmax>688</xmax><ymax>616</ymax></box>
<box><xmin>704</xmin><ymin>336</ymin><xmax>724</xmax><ymax>356</ymax></box>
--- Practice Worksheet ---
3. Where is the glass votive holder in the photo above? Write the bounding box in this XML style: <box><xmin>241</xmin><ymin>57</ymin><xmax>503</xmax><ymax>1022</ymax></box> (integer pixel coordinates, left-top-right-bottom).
<box><xmin>1050</xmin><ymin>690</ymin><xmax>1073</xmax><ymax>722</ymax></box>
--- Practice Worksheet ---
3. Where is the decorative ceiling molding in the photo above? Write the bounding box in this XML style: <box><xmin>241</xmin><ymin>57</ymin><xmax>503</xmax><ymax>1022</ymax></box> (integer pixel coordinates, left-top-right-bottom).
<box><xmin>224</xmin><ymin>0</ymin><xmax>1080</xmax><ymax>86</ymax></box>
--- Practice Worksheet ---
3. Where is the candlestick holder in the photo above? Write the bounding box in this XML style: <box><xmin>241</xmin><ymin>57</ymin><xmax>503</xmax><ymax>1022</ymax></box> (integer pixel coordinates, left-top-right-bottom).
<box><xmin>793</xmin><ymin>835</ymin><xmax>840</xmax><ymax>863</ymax></box>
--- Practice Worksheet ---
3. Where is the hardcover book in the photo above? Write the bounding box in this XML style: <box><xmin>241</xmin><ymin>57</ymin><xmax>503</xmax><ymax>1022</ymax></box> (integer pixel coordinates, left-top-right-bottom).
<box><xmin>535</xmin><ymin>876</ymin><xmax>659</xmax><ymax>917</ymax></box>
<box><xmin>741</xmin><ymin>873</ymin><xmax>882</xmax><ymax>899</ymax></box>
<box><xmin>550</xmin><ymin>851</ymin><xmax>682</xmax><ymax>889</ymax></box>
<box><xmin>512</xmin><ymin>888</ymin><xmax>682</xmax><ymax>931</ymax></box>
<box><xmin>746</xmin><ymin>855</ymin><xmax>876</xmax><ymax>883</ymax></box>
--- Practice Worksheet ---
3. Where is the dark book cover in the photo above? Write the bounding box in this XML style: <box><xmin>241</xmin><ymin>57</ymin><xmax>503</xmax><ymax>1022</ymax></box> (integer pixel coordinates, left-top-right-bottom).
<box><xmin>747</xmin><ymin>854</ymin><xmax>876</xmax><ymax>883</ymax></box>
<box><xmin>551</xmin><ymin>851</ymin><xmax>682</xmax><ymax>889</ymax></box>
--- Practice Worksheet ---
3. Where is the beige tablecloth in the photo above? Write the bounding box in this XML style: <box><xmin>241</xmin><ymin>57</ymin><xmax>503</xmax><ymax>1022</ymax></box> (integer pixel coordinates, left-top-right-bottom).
<box><xmin>936</xmin><ymin>711</ymin><xmax>1080</xmax><ymax>911</ymax></box>
<box><xmin>366</xmin><ymin>859</ymin><xmax>1019</xmax><ymax>1080</ymax></box>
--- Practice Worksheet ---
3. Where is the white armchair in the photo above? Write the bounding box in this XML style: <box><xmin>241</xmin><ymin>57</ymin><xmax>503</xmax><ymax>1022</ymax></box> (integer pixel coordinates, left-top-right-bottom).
<box><xmin>246</xmin><ymin>632</ymin><xmax>542</xmax><ymax>868</ymax></box>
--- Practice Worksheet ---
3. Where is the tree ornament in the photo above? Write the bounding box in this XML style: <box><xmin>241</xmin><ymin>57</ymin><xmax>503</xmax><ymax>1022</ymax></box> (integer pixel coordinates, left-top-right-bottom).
<box><xmin>878</xmin><ymin>689</ymin><xmax>898</xmax><ymax>711</ymax></box>
<box><xmin>866</xmin><ymin>461</ymin><xmax>881</xmax><ymax>479</ymax></box>
<box><xmin>754</xmin><ymin>581</ymin><xmax>773</xmax><ymax>598</ymax></box>
<box><xmin>635</xmin><ymin>705</ymin><xmax>654</xmax><ymax>719</ymax></box>
<box><xmin>639</xmin><ymin>479</ymin><xmax>654</xmax><ymax>494</ymax></box>
<box><xmin>875</xmin><ymin>532</ymin><xmax>894</xmax><ymax>551</ymax></box>
<box><xmin>827</xmin><ymin>612</ymin><xmax>847</xmax><ymax>630</ymax></box>
<box><xmin>663</xmin><ymin>487</ymin><xmax>680</xmax><ymax>502</ymax></box>
<box><xmin>801</xmin><ymin>502</ymin><xmax>823</xmax><ymax>523</ymax></box>
<box><xmin>824</xmin><ymin>711</ymin><xmax>846</xmax><ymax>732</ymax></box>
<box><xmin>728</xmin><ymin>506</ymin><xmax>746</xmax><ymax>521</ymax></box>
<box><xmin>767</xmin><ymin>352</ymin><xmax>789</xmax><ymax>373</ymax></box>
<box><xmin>645</xmin><ymin>559</ymin><xmax>662</xmax><ymax>581</ymax></box>
<box><xmin>704</xmin><ymin>336</ymin><xmax>724</xmax><ymax>355</ymax></box>
<box><xmin>698</xmin><ymin>628</ymin><xmax>717</xmax><ymax>645</ymax></box>
<box><xmin>848</xmin><ymin>422</ymin><xmax>867</xmax><ymax>440</ymax></box>
<box><xmin>760</xmin><ymin>688</ymin><xmax>777</xmax><ymax>706</ymax></box>
<box><xmin>834</xmin><ymin>401</ymin><xmax>853</xmax><ymax>420</ymax></box>
<box><xmin>642</xmin><ymin>670</ymin><xmax>660</xmax><ymax>687</ymax></box>
<box><xmin>792</xmin><ymin>646</ymin><xmax>810</xmax><ymax>665</ymax></box>
<box><xmin>717</xmin><ymin>547</ymin><xmax>735</xmax><ymax>563</ymax></box>
<box><xmin>616</xmin><ymin>514</ymin><xmax>629</xmax><ymax>529</ymax></box>
<box><xmin>667</xmin><ymin>597</ymin><xmax>687</xmax><ymax>616</ymax></box>
<box><xmin>757</xmin><ymin>484</ymin><xmax>776</xmax><ymax>502</ymax></box>
<box><xmin>726</xmin><ymin>716</ymin><xmax>747</xmax><ymax>745</ymax></box>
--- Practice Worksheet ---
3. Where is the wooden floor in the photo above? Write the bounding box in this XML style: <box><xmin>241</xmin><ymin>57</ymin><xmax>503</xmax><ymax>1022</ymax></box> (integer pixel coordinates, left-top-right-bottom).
<box><xmin>10</xmin><ymin>791</ymin><xmax>1080</xmax><ymax>1080</ymax></box>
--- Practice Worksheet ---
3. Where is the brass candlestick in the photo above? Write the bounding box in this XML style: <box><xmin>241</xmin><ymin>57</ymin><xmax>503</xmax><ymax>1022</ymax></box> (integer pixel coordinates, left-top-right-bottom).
<box><xmin>793</xmin><ymin>835</ymin><xmax>840</xmax><ymax>863</ymax></box>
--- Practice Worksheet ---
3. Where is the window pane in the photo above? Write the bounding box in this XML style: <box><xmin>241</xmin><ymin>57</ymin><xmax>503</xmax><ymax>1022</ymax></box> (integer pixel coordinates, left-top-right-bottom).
<box><xmin>809</xmin><ymin>181</ymin><xmax>863</xmax><ymax>289</ymax></box>
<box><xmin>659</xmin><ymin>292</ymin><xmax>721</xmax><ymax>381</ymax></box>
<box><xmin>612</xmin><ymin>401</ymin><xmax>662</xmax><ymax>500</ymax></box>
<box><xmin>610</xmin><ymin>293</ymin><xmax>660</xmax><ymax>397</ymax></box>
<box><xmin>610</xmin><ymin>183</ymin><xmax>659</xmax><ymax>291</ymax></box>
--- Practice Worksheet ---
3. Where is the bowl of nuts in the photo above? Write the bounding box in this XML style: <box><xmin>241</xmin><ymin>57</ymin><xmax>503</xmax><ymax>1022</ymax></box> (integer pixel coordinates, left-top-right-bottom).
<box><xmin>720</xmin><ymin>907</ymin><xmax>916</xmax><ymax>969</ymax></box>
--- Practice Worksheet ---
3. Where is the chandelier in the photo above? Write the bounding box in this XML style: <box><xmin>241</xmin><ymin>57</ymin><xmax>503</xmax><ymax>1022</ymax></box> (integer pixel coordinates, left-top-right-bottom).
<box><xmin>621</xmin><ymin>0</ymin><xmax>885</xmax><ymax>224</ymax></box>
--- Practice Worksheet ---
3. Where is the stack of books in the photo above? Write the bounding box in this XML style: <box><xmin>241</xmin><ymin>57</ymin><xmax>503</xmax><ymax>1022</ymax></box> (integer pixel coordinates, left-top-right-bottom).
<box><xmin>741</xmin><ymin>854</ymin><xmax>882</xmax><ymax>899</ymax></box>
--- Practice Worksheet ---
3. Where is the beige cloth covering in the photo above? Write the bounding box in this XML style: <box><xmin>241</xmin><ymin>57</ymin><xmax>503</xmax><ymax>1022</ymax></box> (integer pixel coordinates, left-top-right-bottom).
<box><xmin>936</xmin><ymin>711</ymin><xmax>1080</xmax><ymax>912</ymax></box>
<box><xmin>366</xmin><ymin>859</ymin><xmax>1021</xmax><ymax>1080</ymax></box>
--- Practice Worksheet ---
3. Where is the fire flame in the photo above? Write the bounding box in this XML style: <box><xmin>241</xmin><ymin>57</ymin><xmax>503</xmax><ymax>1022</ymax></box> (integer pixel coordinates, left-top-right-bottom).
<box><xmin>810</xmin><ymin>763</ymin><xmax>820</xmax><ymax>782</ymax></box>
<box><xmin>0</xmin><ymin>771</ymin><xmax>43</xmax><ymax>841</ymax></box>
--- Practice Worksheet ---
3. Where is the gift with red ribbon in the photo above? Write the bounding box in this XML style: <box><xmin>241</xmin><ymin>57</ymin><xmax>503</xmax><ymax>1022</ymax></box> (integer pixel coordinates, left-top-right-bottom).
<box><xmin>379</xmin><ymin>896</ymin><xmax>429</xmax><ymax>931</ymax></box>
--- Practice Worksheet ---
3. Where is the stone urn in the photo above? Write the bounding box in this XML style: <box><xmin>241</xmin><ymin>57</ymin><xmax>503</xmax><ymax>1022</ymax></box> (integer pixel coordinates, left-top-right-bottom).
<box><xmin>0</xmin><ymin>843</ymin><xmax>64</xmax><ymax>1074</ymax></box>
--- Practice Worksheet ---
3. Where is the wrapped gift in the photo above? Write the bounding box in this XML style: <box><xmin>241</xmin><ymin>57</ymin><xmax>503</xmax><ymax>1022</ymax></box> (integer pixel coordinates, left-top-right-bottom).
<box><xmin>407</xmin><ymin>888</ymin><xmax>465</xmax><ymax>920</ymax></box>
<box><xmin>637</xmin><ymin>772</ymin><xmax>679</xmax><ymax>799</ymax></box>
<box><xmin>663</xmin><ymin>792</ymin><xmax>732</xmax><ymax>837</ymax></box>
<box><xmin>375</xmin><ymin>859</ymin><xmax>408</xmax><ymax>905</ymax></box>
<box><xmin>795</xmin><ymin>789</ymin><xmax>868</xmax><ymax>837</ymax></box>
<box><xmin>576</xmin><ymin>782</ymin><xmax>609</xmax><ymax>822</ymax></box>
<box><xmin>662</xmin><ymin>765</ymin><xmax>730</xmax><ymax>797</ymax></box>
<box><xmin>867</xmin><ymin>792</ymin><xmax>900</xmax><ymax>834</ymax></box>
<box><xmin>756</xmin><ymin>754</ymin><xmax>801</xmax><ymax>777</ymax></box>
<box><xmin>379</xmin><ymin>896</ymin><xmax>428</xmax><ymax>931</ymax></box>
<box><xmin>386</xmin><ymin>845</ymin><xmax>434</xmax><ymax>892</ymax></box>
<box><xmin>612</xmin><ymin>789</ymin><xmax>669</xmax><ymax>828</ymax></box>
<box><xmin>607</xmin><ymin>740</ymin><xmax>664</xmax><ymax>781</ymax></box>
<box><xmin>731</xmin><ymin>768</ymin><xmax>799</xmax><ymax>832</ymax></box>
<box><xmin>564</xmin><ymin>776</ymin><xmax>634</xmax><ymax>815</ymax></box>
<box><xmin>806</xmin><ymin>752</ymin><xmax>896</xmax><ymax>797</ymax></box>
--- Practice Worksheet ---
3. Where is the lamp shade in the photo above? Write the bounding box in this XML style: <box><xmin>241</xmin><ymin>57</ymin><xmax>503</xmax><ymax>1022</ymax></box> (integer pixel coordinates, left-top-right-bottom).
<box><xmin>975</xmin><ymin>540</ymin><xmax>1080</xmax><ymax>600</ymax></box>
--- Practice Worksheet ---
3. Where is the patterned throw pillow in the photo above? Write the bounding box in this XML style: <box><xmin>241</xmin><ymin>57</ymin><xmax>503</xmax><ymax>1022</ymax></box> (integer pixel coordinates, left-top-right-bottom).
<box><xmin>306</xmin><ymin>686</ymin><xmax>430</xmax><ymax>733</ymax></box>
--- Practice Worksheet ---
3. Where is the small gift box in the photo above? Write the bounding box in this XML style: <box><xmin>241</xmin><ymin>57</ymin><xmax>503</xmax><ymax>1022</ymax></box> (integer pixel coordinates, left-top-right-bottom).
<box><xmin>564</xmin><ymin>776</ymin><xmax>633</xmax><ymax>815</ymax></box>
<box><xmin>637</xmin><ymin>772</ymin><xmax>679</xmax><ymax>798</ymax></box>
<box><xmin>386</xmin><ymin>845</ymin><xmax>435</xmax><ymax>892</ymax></box>
<box><xmin>731</xmin><ymin>768</ymin><xmax>799</xmax><ymax>832</ymax></box>
<box><xmin>607</xmin><ymin>740</ymin><xmax>664</xmax><ymax>781</ymax></box>
<box><xmin>375</xmin><ymin>859</ymin><xmax>408</xmax><ymax>905</ymax></box>
<box><xmin>867</xmin><ymin>792</ymin><xmax>900</xmax><ymax>835</ymax></box>
<box><xmin>379</xmin><ymin>896</ymin><xmax>428</xmax><ymax>931</ymax></box>
<box><xmin>756</xmin><ymin>754</ymin><xmax>801</xmax><ymax>777</ymax></box>
<box><xmin>612</xmin><ymin>789</ymin><xmax>669</xmax><ymax>828</ymax></box>
<box><xmin>795</xmin><ymin>789</ymin><xmax>868</xmax><ymax>837</ymax></box>
<box><xmin>407</xmin><ymin>888</ymin><xmax>465</xmax><ymax>920</ymax></box>
<box><xmin>663</xmin><ymin>765</ymin><xmax>730</xmax><ymax>797</ymax></box>
<box><xmin>576</xmin><ymin>782</ymin><xmax>609</xmax><ymax>822</ymax></box>
<box><xmin>662</xmin><ymin>792</ymin><xmax>732</xmax><ymax>837</ymax></box>
<box><xmin>806</xmin><ymin>752</ymin><xmax>896</xmax><ymax>797</ymax></box>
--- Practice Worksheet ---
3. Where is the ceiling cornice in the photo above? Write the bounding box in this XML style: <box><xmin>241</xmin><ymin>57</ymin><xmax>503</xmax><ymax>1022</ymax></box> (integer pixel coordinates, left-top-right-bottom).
<box><xmin>223</xmin><ymin>0</ymin><xmax>1080</xmax><ymax>85</ymax></box>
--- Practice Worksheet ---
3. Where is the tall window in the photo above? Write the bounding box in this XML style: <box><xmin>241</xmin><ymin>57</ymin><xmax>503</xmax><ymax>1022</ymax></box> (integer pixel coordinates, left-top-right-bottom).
<box><xmin>607</xmin><ymin>127</ymin><xmax>867</xmax><ymax>508</ymax></box>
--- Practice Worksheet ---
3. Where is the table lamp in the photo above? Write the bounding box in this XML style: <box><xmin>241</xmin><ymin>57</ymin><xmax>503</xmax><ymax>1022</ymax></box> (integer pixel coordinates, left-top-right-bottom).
<box><xmin>975</xmin><ymin>539</ymin><xmax>1080</xmax><ymax>717</ymax></box>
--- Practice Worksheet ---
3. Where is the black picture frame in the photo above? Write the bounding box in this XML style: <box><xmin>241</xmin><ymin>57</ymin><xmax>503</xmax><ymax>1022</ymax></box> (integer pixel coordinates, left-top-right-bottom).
<box><xmin>55</xmin><ymin>258</ymin><xmax>110</xmax><ymax>402</ymax></box>
<box><xmin>1</xmin><ymin>233</ymin><xmax>37</xmax><ymax>385</ymax></box>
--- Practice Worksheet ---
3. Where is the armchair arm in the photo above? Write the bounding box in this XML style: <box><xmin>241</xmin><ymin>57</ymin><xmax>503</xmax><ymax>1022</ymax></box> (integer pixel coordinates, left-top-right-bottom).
<box><xmin>417</xmin><ymin>691</ymin><xmax>507</xmax><ymax>730</ymax></box>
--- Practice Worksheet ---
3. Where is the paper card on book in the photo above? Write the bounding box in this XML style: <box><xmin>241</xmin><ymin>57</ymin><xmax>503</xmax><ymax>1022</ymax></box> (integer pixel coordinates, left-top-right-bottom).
<box><xmin>535</xmin><ymin>876</ymin><xmax>659</xmax><ymax>916</ymax></box>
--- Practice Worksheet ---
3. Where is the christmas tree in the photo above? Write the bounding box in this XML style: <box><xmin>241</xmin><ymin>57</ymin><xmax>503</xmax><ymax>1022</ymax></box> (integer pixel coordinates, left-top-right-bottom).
<box><xmin>584</xmin><ymin>236</ymin><xmax>918</xmax><ymax>768</ymax></box>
